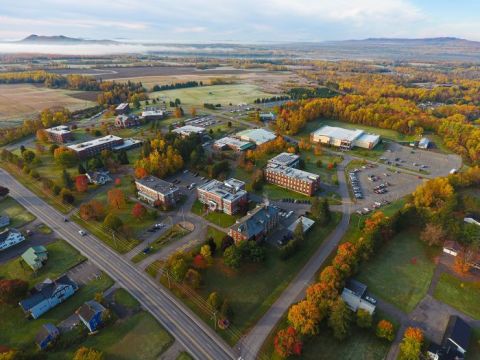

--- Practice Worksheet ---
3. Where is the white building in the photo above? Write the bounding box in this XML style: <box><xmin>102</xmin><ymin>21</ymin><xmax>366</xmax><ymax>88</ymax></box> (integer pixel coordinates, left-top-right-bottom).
<box><xmin>341</xmin><ymin>279</ymin><xmax>376</xmax><ymax>315</ymax></box>
<box><xmin>172</xmin><ymin>125</ymin><xmax>206</xmax><ymax>137</ymax></box>
<box><xmin>311</xmin><ymin>125</ymin><xmax>380</xmax><ymax>150</ymax></box>
<box><xmin>288</xmin><ymin>216</ymin><xmax>315</xmax><ymax>233</ymax></box>
<box><xmin>0</xmin><ymin>228</ymin><xmax>25</xmax><ymax>251</ymax></box>
<box><xmin>236</xmin><ymin>128</ymin><xmax>277</xmax><ymax>146</ymax></box>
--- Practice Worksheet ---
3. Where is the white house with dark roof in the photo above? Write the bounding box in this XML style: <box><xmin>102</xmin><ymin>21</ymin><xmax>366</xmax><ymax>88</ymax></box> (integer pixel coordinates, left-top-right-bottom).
<box><xmin>341</xmin><ymin>279</ymin><xmax>376</xmax><ymax>315</ymax></box>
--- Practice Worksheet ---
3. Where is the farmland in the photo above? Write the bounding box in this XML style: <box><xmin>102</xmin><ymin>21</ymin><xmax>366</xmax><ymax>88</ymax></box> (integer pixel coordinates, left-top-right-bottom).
<box><xmin>0</xmin><ymin>84</ymin><xmax>96</xmax><ymax>128</ymax></box>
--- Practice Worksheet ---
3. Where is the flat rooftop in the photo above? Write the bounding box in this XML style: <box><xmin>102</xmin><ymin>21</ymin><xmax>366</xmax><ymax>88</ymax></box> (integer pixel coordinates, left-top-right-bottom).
<box><xmin>141</xmin><ymin>110</ymin><xmax>164</xmax><ymax>117</ymax></box>
<box><xmin>268</xmin><ymin>152</ymin><xmax>300</xmax><ymax>167</ymax></box>
<box><xmin>198</xmin><ymin>179</ymin><xmax>247</xmax><ymax>203</ymax></box>
<box><xmin>116</xmin><ymin>103</ymin><xmax>129</xmax><ymax>110</ymax></box>
<box><xmin>45</xmin><ymin>125</ymin><xmax>70</xmax><ymax>135</ymax></box>
<box><xmin>136</xmin><ymin>175</ymin><xmax>178</xmax><ymax>195</ymax></box>
<box><xmin>266</xmin><ymin>164</ymin><xmax>320</xmax><ymax>182</ymax></box>
<box><xmin>173</xmin><ymin>125</ymin><xmax>206</xmax><ymax>135</ymax></box>
<box><xmin>312</xmin><ymin>125</ymin><xmax>364</xmax><ymax>142</ymax></box>
<box><xmin>68</xmin><ymin>135</ymin><xmax>122</xmax><ymax>152</ymax></box>
<box><xmin>236</xmin><ymin>128</ymin><xmax>276</xmax><ymax>145</ymax></box>
<box><xmin>356</xmin><ymin>133</ymin><xmax>380</xmax><ymax>144</ymax></box>
<box><xmin>214</xmin><ymin>137</ymin><xmax>253</xmax><ymax>150</ymax></box>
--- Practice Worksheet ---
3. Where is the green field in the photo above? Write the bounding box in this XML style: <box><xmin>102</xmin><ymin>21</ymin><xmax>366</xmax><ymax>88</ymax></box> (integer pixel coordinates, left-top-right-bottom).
<box><xmin>176</xmin><ymin>352</ymin><xmax>194</xmax><ymax>360</ymax></box>
<box><xmin>168</xmin><ymin>213</ymin><xmax>341</xmax><ymax>345</ymax></box>
<box><xmin>0</xmin><ymin>196</ymin><xmax>36</xmax><ymax>228</ymax></box>
<box><xmin>357</xmin><ymin>230</ymin><xmax>439</xmax><ymax>313</ymax></box>
<box><xmin>150</xmin><ymin>84</ymin><xmax>278</xmax><ymax>107</ymax></box>
<box><xmin>114</xmin><ymin>288</ymin><xmax>141</xmax><ymax>309</ymax></box>
<box><xmin>434</xmin><ymin>273</ymin><xmax>480</xmax><ymax>320</ymax></box>
<box><xmin>0</xmin><ymin>240</ymin><xmax>86</xmax><ymax>287</ymax></box>
<box><xmin>191</xmin><ymin>200</ymin><xmax>238</xmax><ymax>228</ymax></box>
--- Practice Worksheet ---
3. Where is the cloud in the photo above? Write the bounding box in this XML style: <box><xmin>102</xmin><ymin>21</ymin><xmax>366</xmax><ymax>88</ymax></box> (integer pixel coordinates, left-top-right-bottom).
<box><xmin>173</xmin><ymin>26</ymin><xmax>207</xmax><ymax>33</ymax></box>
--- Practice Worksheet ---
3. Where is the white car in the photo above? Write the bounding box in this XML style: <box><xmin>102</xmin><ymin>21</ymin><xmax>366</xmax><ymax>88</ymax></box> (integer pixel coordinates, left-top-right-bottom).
<box><xmin>78</xmin><ymin>230</ymin><xmax>87</xmax><ymax>236</ymax></box>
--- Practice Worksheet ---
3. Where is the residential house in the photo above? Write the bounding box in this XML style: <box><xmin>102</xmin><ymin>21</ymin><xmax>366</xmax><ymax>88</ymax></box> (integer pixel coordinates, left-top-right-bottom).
<box><xmin>35</xmin><ymin>323</ymin><xmax>60</xmax><ymax>350</ymax></box>
<box><xmin>259</xmin><ymin>112</ymin><xmax>276</xmax><ymax>121</ymax></box>
<box><xmin>428</xmin><ymin>316</ymin><xmax>472</xmax><ymax>360</ymax></box>
<box><xmin>76</xmin><ymin>300</ymin><xmax>106</xmax><ymax>333</ymax></box>
<box><xmin>115</xmin><ymin>103</ymin><xmax>130</xmax><ymax>115</ymax></box>
<box><xmin>21</xmin><ymin>246</ymin><xmax>48</xmax><ymax>271</ymax></box>
<box><xmin>197</xmin><ymin>178</ymin><xmax>248</xmax><ymax>215</ymax></box>
<box><xmin>229</xmin><ymin>205</ymin><xmax>279</xmax><ymax>243</ymax></box>
<box><xmin>0</xmin><ymin>215</ymin><xmax>10</xmax><ymax>228</ymax></box>
<box><xmin>341</xmin><ymin>279</ymin><xmax>376</xmax><ymax>315</ymax></box>
<box><xmin>0</xmin><ymin>228</ymin><xmax>25</xmax><ymax>251</ymax></box>
<box><xmin>85</xmin><ymin>171</ymin><xmax>112</xmax><ymax>185</ymax></box>
<box><xmin>19</xmin><ymin>275</ymin><xmax>79</xmax><ymax>319</ymax></box>
<box><xmin>135</xmin><ymin>176</ymin><xmax>180</xmax><ymax>208</ymax></box>
<box><xmin>114</xmin><ymin>114</ymin><xmax>140</xmax><ymax>128</ymax></box>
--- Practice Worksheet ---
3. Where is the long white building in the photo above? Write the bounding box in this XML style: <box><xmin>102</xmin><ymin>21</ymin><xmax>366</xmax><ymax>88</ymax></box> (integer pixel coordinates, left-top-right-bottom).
<box><xmin>311</xmin><ymin>125</ymin><xmax>380</xmax><ymax>150</ymax></box>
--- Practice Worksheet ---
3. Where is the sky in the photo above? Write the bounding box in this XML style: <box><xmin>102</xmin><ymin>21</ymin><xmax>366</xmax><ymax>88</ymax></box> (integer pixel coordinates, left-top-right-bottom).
<box><xmin>1</xmin><ymin>0</ymin><xmax>480</xmax><ymax>43</ymax></box>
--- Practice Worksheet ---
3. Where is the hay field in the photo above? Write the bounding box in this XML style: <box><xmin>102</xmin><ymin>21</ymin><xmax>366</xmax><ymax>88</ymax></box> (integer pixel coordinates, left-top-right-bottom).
<box><xmin>0</xmin><ymin>84</ymin><xmax>96</xmax><ymax>128</ymax></box>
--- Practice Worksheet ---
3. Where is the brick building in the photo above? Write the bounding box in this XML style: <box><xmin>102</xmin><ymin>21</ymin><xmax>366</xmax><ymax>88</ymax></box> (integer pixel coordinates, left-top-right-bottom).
<box><xmin>135</xmin><ymin>176</ymin><xmax>180</xmax><ymax>208</ymax></box>
<box><xmin>67</xmin><ymin>135</ymin><xmax>124</xmax><ymax>159</ymax></box>
<box><xmin>114</xmin><ymin>114</ymin><xmax>140</xmax><ymax>128</ymax></box>
<box><xmin>264</xmin><ymin>164</ymin><xmax>320</xmax><ymax>196</ymax></box>
<box><xmin>45</xmin><ymin>126</ymin><xmax>73</xmax><ymax>143</ymax></box>
<box><xmin>229</xmin><ymin>205</ymin><xmax>279</xmax><ymax>243</ymax></box>
<box><xmin>197</xmin><ymin>178</ymin><xmax>247</xmax><ymax>215</ymax></box>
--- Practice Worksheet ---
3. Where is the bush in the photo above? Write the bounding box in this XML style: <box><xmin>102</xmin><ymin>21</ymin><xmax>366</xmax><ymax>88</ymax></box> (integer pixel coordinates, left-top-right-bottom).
<box><xmin>223</xmin><ymin>245</ymin><xmax>241</xmax><ymax>269</ymax></box>
<box><xmin>279</xmin><ymin>239</ymin><xmax>299</xmax><ymax>260</ymax></box>
<box><xmin>356</xmin><ymin>309</ymin><xmax>373</xmax><ymax>328</ymax></box>
<box><xmin>376</xmin><ymin>319</ymin><xmax>395</xmax><ymax>342</ymax></box>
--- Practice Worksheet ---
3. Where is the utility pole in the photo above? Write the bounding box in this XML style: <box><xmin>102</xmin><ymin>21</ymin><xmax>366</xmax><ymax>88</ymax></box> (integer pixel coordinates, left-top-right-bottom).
<box><xmin>112</xmin><ymin>231</ymin><xmax>117</xmax><ymax>249</ymax></box>
<box><xmin>212</xmin><ymin>311</ymin><xmax>217</xmax><ymax>330</ymax></box>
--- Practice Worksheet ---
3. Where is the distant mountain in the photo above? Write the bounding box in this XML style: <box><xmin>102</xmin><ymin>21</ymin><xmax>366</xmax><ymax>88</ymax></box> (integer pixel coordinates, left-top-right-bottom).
<box><xmin>18</xmin><ymin>34</ymin><xmax>117</xmax><ymax>45</ymax></box>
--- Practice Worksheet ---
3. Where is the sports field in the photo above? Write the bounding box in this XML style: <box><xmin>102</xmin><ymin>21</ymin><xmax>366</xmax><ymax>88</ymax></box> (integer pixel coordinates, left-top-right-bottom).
<box><xmin>0</xmin><ymin>84</ymin><xmax>96</xmax><ymax>127</ymax></box>
<box><xmin>150</xmin><ymin>84</ymin><xmax>280</xmax><ymax>107</ymax></box>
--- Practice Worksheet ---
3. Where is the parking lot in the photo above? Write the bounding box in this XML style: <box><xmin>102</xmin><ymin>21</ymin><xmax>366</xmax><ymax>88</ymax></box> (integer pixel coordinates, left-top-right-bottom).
<box><xmin>174</xmin><ymin>115</ymin><xmax>222</xmax><ymax>129</ymax></box>
<box><xmin>380</xmin><ymin>142</ymin><xmax>462</xmax><ymax>178</ymax></box>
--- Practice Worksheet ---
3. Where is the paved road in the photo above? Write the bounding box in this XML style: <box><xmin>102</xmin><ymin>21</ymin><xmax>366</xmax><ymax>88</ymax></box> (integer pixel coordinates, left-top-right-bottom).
<box><xmin>240</xmin><ymin>158</ymin><xmax>353</xmax><ymax>360</ymax></box>
<box><xmin>0</xmin><ymin>168</ymin><xmax>235</xmax><ymax>360</ymax></box>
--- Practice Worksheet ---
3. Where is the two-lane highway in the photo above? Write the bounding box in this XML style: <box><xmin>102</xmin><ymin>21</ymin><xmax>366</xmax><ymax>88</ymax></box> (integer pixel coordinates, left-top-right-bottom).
<box><xmin>0</xmin><ymin>168</ymin><xmax>235</xmax><ymax>360</ymax></box>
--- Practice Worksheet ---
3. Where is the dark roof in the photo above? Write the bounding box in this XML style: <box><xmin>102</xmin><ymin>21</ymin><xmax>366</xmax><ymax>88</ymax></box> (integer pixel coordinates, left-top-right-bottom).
<box><xmin>136</xmin><ymin>176</ymin><xmax>178</xmax><ymax>195</ymax></box>
<box><xmin>35</xmin><ymin>323</ymin><xmax>58</xmax><ymax>344</ymax></box>
<box><xmin>230</xmin><ymin>205</ymin><xmax>278</xmax><ymax>238</ymax></box>
<box><xmin>76</xmin><ymin>300</ymin><xmax>105</xmax><ymax>322</ymax></box>
<box><xmin>19</xmin><ymin>275</ymin><xmax>78</xmax><ymax>311</ymax></box>
<box><xmin>0</xmin><ymin>228</ymin><xmax>18</xmax><ymax>244</ymax></box>
<box><xmin>443</xmin><ymin>316</ymin><xmax>471</xmax><ymax>352</ymax></box>
<box><xmin>345</xmin><ymin>279</ymin><xmax>368</xmax><ymax>298</ymax></box>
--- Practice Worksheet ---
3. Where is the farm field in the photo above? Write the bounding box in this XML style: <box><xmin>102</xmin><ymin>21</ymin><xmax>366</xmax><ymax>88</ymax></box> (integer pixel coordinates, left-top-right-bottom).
<box><xmin>0</xmin><ymin>84</ymin><xmax>96</xmax><ymax>127</ymax></box>
<box><xmin>150</xmin><ymin>84</ymin><xmax>280</xmax><ymax>108</ymax></box>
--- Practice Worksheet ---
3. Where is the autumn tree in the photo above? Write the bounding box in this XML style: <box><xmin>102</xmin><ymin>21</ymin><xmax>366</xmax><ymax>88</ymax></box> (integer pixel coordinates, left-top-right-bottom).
<box><xmin>73</xmin><ymin>347</ymin><xmax>104</xmax><ymax>360</ymax></box>
<box><xmin>107</xmin><ymin>188</ymin><xmax>126</xmax><ymax>209</ymax></box>
<box><xmin>191</xmin><ymin>107</ymin><xmax>197</xmax><ymax>117</ymax></box>
<box><xmin>75</xmin><ymin>175</ymin><xmax>89</xmax><ymax>193</ymax></box>
<box><xmin>223</xmin><ymin>245</ymin><xmax>241</xmax><ymax>269</ymax></box>
<box><xmin>274</xmin><ymin>326</ymin><xmax>303</xmax><ymax>358</ymax></box>
<box><xmin>184</xmin><ymin>268</ymin><xmax>201</xmax><ymax>289</ymax></box>
<box><xmin>131</xmin><ymin>203</ymin><xmax>146</xmax><ymax>220</ymax></box>
<box><xmin>207</xmin><ymin>292</ymin><xmax>221</xmax><ymax>310</ymax></box>
<box><xmin>376</xmin><ymin>319</ymin><xmax>395</xmax><ymax>342</ymax></box>
<box><xmin>328</xmin><ymin>298</ymin><xmax>352</xmax><ymax>340</ymax></box>
<box><xmin>103</xmin><ymin>213</ymin><xmax>123</xmax><ymax>231</ymax></box>
<box><xmin>399</xmin><ymin>327</ymin><xmax>423</xmax><ymax>360</ymax></box>
<box><xmin>0</xmin><ymin>279</ymin><xmax>28</xmax><ymax>305</ymax></box>
<box><xmin>420</xmin><ymin>223</ymin><xmax>446</xmax><ymax>247</ymax></box>
<box><xmin>356</xmin><ymin>309</ymin><xmax>373</xmax><ymax>328</ymax></box>
<box><xmin>200</xmin><ymin>245</ymin><xmax>212</xmax><ymax>264</ymax></box>
<box><xmin>36</xmin><ymin>129</ymin><xmax>49</xmax><ymax>142</ymax></box>
<box><xmin>174</xmin><ymin>107</ymin><xmax>184</xmax><ymax>118</ymax></box>
<box><xmin>79</xmin><ymin>200</ymin><xmax>105</xmax><ymax>221</ymax></box>
<box><xmin>54</xmin><ymin>146</ymin><xmax>78</xmax><ymax>167</ymax></box>
<box><xmin>287</xmin><ymin>299</ymin><xmax>322</xmax><ymax>336</ymax></box>
<box><xmin>134</xmin><ymin>167</ymin><xmax>148</xmax><ymax>179</ymax></box>
<box><xmin>412</xmin><ymin>177</ymin><xmax>454</xmax><ymax>215</ymax></box>
<box><xmin>22</xmin><ymin>150</ymin><xmax>35</xmax><ymax>164</ymax></box>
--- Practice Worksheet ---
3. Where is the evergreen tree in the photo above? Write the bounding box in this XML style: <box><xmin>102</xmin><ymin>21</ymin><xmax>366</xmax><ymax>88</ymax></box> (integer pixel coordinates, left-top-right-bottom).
<box><xmin>62</xmin><ymin>169</ymin><xmax>73</xmax><ymax>190</ymax></box>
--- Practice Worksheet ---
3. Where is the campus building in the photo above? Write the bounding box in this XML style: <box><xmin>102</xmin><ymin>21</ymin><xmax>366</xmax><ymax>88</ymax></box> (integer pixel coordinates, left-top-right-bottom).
<box><xmin>114</xmin><ymin>114</ymin><xmax>140</xmax><ymax>128</ymax></box>
<box><xmin>229</xmin><ymin>205</ymin><xmax>279</xmax><ymax>243</ymax></box>
<box><xmin>311</xmin><ymin>125</ymin><xmax>380</xmax><ymax>150</ymax></box>
<box><xmin>141</xmin><ymin>108</ymin><xmax>165</xmax><ymax>121</ymax></box>
<box><xmin>67</xmin><ymin>135</ymin><xmax>124</xmax><ymax>159</ymax></box>
<box><xmin>267</xmin><ymin>152</ymin><xmax>300</xmax><ymax>168</ymax></box>
<box><xmin>213</xmin><ymin>137</ymin><xmax>254</xmax><ymax>152</ymax></box>
<box><xmin>172</xmin><ymin>125</ymin><xmax>206</xmax><ymax>137</ymax></box>
<box><xmin>197</xmin><ymin>178</ymin><xmax>247</xmax><ymax>215</ymax></box>
<box><xmin>135</xmin><ymin>175</ymin><xmax>180</xmax><ymax>208</ymax></box>
<box><xmin>236</xmin><ymin>128</ymin><xmax>277</xmax><ymax>146</ymax></box>
<box><xmin>45</xmin><ymin>125</ymin><xmax>73</xmax><ymax>143</ymax></box>
<box><xmin>115</xmin><ymin>103</ymin><xmax>130</xmax><ymax>115</ymax></box>
<box><xmin>264</xmin><ymin>163</ymin><xmax>320</xmax><ymax>196</ymax></box>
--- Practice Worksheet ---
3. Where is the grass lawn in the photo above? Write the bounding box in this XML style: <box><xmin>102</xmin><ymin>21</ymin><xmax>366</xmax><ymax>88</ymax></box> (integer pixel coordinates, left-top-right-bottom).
<box><xmin>468</xmin><ymin>328</ymin><xmax>480</xmax><ymax>360</ymax></box>
<box><xmin>259</xmin><ymin>183</ymin><xmax>312</xmax><ymax>201</ymax></box>
<box><xmin>191</xmin><ymin>200</ymin><xmax>238</xmax><ymax>228</ymax></box>
<box><xmin>206</xmin><ymin>226</ymin><xmax>227</xmax><ymax>248</ymax></box>
<box><xmin>0</xmin><ymin>239</ymin><xmax>86</xmax><ymax>287</ymax></box>
<box><xmin>176</xmin><ymin>352</ymin><xmax>194</xmax><ymax>360</ymax></box>
<box><xmin>114</xmin><ymin>288</ymin><xmax>140</xmax><ymax>309</ymax></box>
<box><xmin>168</xmin><ymin>213</ymin><xmax>341</xmax><ymax>345</ymax></box>
<box><xmin>433</xmin><ymin>273</ymin><xmax>480</xmax><ymax>320</ymax></box>
<box><xmin>36</xmin><ymin>223</ymin><xmax>53</xmax><ymax>234</ymax></box>
<box><xmin>145</xmin><ymin>260</ymin><xmax>162</xmax><ymax>279</ymax></box>
<box><xmin>356</xmin><ymin>230</ymin><xmax>439</xmax><ymax>313</ymax></box>
<box><xmin>0</xmin><ymin>196</ymin><xmax>36</xmax><ymax>228</ymax></box>
<box><xmin>131</xmin><ymin>224</ymin><xmax>191</xmax><ymax>263</ymax></box>
<box><xmin>300</xmin><ymin>152</ymin><xmax>342</xmax><ymax>185</ymax></box>
<box><xmin>150</xmin><ymin>84</ymin><xmax>278</xmax><ymax>108</ymax></box>
<box><xmin>0</xmin><ymin>274</ymin><xmax>113</xmax><ymax>352</ymax></box>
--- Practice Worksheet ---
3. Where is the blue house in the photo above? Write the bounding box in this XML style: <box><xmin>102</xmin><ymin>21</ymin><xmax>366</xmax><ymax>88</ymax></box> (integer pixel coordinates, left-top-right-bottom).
<box><xmin>76</xmin><ymin>300</ymin><xmax>106</xmax><ymax>332</ymax></box>
<box><xmin>35</xmin><ymin>323</ymin><xmax>59</xmax><ymax>350</ymax></box>
<box><xmin>19</xmin><ymin>275</ymin><xmax>78</xmax><ymax>319</ymax></box>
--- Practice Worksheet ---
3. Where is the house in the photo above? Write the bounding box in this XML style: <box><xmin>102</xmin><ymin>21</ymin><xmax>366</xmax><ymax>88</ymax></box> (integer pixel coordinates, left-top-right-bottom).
<box><xmin>311</xmin><ymin>125</ymin><xmax>380</xmax><ymax>150</ymax></box>
<box><xmin>172</xmin><ymin>125</ymin><xmax>206</xmax><ymax>138</ymax></box>
<box><xmin>259</xmin><ymin>112</ymin><xmax>276</xmax><ymax>121</ymax></box>
<box><xmin>418</xmin><ymin>137</ymin><xmax>431</xmax><ymax>149</ymax></box>
<box><xmin>288</xmin><ymin>216</ymin><xmax>315</xmax><ymax>234</ymax></box>
<box><xmin>235</xmin><ymin>128</ymin><xmax>277</xmax><ymax>146</ymax></box>
<box><xmin>0</xmin><ymin>215</ymin><xmax>10</xmax><ymax>228</ymax></box>
<box><xmin>21</xmin><ymin>246</ymin><xmax>48</xmax><ymax>271</ymax></box>
<box><xmin>229</xmin><ymin>205</ymin><xmax>279</xmax><ymax>243</ymax></box>
<box><xmin>85</xmin><ymin>171</ymin><xmax>112</xmax><ymax>185</ymax></box>
<box><xmin>135</xmin><ymin>176</ymin><xmax>180</xmax><ymax>208</ymax></box>
<box><xmin>114</xmin><ymin>114</ymin><xmax>140</xmax><ymax>128</ymax></box>
<box><xmin>197</xmin><ymin>178</ymin><xmax>248</xmax><ymax>215</ymax></box>
<box><xmin>115</xmin><ymin>103</ymin><xmax>130</xmax><ymax>115</ymax></box>
<box><xmin>76</xmin><ymin>300</ymin><xmax>106</xmax><ymax>333</ymax></box>
<box><xmin>0</xmin><ymin>228</ymin><xmax>25</xmax><ymax>251</ymax></box>
<box><xmin>35</xmin><ymin>323</ymin><xmax>59</xmax><ymax>350</ymax></box>
<box><xmin>427</xmin><ymin>316</ymin><xmax>472</xmax><ymax>360</ymax></box>
<box><xmin>341</xmin><ymin>279</ymin><xmax>376</xmax><ymax>315</ymax></box>
<box><xmin>19</xmin><ymin>275</ymin><xmax>79</xmax><ymax>319</ymax></box>
<box><xmin>45</xmin><ymin>125</ymin><xmax>73</xmax><ymax>143</ymax></box>
<box><xmin>68</xmin><ymin>135</ymin><xmax>124</xmax><ymax>159</ymax></box>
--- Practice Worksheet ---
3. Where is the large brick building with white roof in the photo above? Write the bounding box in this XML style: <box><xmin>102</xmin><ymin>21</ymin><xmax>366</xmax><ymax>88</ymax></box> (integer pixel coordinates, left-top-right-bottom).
<box><xmin>197</xmin><ymin>178</ymin><xmax>248</xmax><ymax>215</ymax></box>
